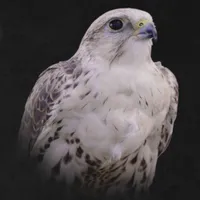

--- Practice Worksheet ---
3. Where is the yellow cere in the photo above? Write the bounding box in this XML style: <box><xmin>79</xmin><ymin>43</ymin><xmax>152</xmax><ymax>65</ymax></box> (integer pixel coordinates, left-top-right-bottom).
<box><xmin>135</xmin><ymin>19</ymin><xmax>151</xmax><ymax>29</ymax></box>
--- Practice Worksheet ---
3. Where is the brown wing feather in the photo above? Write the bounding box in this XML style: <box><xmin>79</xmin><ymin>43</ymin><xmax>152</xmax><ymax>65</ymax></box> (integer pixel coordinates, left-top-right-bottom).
<box><xmin>155</xmin><ymin>62</ymin><xmax>179</xmax><ymax>156</ymax></box>
<box><xmin>17</xmin><ymin>60</ymin><xmax>78</xmax><ymax>159</ymax></box>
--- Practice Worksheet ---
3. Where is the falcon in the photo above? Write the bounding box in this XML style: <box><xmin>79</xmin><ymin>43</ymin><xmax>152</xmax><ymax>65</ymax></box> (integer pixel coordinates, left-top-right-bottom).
<box><xmin>18</xmin><ymin>8</ymin><xmax>179</xmax><ymax>197</ymax></box>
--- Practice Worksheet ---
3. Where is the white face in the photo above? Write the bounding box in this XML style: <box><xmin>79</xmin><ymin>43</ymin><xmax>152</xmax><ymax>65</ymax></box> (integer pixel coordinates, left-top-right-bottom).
<box><xmin>80</xmin><ymin>8</ymin><xmax>156</xmax><ymax>65</ymax></box>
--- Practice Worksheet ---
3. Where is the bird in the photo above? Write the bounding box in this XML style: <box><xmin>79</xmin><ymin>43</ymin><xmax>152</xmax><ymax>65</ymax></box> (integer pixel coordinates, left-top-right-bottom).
<box><xmin>17</xmin><ymin>8</ymin><xmax>179</xmax><ymax>198</ymax></box>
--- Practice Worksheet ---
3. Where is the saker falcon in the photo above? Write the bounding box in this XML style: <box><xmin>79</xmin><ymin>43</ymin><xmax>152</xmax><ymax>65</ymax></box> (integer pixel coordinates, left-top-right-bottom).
<box><xmin>18</xmin><ymin>8</ymin><xmax>179</xmax><ymax>197</ymax></box>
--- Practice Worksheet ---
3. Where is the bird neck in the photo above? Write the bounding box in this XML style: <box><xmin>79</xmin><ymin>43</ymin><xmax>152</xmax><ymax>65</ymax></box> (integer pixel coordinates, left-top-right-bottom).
<box><xmin>76</xmin><ymin>39</ymin><xmax>153</xmax><ymax>70</ymax></box>
<box><xmin>111</xmin><ymin>39</ymin><xmax>153</xmax><ymax>67</ymax></box>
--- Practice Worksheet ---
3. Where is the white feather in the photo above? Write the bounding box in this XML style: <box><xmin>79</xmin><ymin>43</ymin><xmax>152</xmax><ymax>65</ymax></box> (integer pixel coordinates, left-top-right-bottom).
<box><xmin>19</xmin><ymin>8</ymin><xmax>179</xmax><ymax>194</ymax></box>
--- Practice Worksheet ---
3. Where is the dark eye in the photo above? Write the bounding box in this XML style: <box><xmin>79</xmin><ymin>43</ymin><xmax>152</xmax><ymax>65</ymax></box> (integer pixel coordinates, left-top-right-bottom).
<box><xmin>109</xmin><ymin>19</ymin><xmax>123</xmax><ymax>30</ymax></box>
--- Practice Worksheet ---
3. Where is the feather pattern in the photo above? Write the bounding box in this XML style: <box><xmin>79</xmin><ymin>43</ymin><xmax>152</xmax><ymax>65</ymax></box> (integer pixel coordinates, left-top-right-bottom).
<box><xmin>154</xmin><ymin>61</ymin><xmax>179</xmax><ymax>157</ymax></box>
<box><xmin>18</xmin><ymin>60</ymin><xmax>79</xmax><ymax>157</ymax></box>
<box><xmin>17</xmin><ymin>8</ymin><xmax>179</xmax><ymax>197</ymax></box>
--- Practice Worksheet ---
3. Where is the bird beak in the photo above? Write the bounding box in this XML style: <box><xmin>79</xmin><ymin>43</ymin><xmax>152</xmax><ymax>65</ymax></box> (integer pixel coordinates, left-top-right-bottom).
<box><xmin>133</xmin><ymin>19</ymin><xmax>157</xmax><ymax>42</ymax></box>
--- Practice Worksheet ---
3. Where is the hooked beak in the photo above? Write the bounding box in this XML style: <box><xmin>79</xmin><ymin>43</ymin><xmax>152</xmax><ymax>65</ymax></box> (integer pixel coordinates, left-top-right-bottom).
<box><xmin>134</xmin><ymin>20</ymin><xmax>157</xmax><ymax>42</ymax></box>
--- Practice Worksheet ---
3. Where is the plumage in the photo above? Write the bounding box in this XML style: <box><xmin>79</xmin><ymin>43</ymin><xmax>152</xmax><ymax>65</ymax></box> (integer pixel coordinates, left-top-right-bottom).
<box><xmin>18</xmin><ymin>8</ymin><xmax>179</xmax><ymax>197</ymax></box>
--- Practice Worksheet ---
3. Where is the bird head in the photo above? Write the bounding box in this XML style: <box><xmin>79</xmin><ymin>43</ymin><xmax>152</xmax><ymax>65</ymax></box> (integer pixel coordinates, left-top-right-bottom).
<box><xmin>79</xmin><ymin>8</ymin><xmax>157</xmax><ymax>66</ymax></box>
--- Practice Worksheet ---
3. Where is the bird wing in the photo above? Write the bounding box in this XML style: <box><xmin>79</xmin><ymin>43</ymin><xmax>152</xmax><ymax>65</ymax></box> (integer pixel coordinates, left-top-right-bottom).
<box><xmin>155</xmin><ymin>62</ymin><xmax>179</xmax><ymax>156</ymax></box>
<box><xmin>17</xmin><ymin>60</ymin><xmax>79</xmax><ymax>159</ymax></box>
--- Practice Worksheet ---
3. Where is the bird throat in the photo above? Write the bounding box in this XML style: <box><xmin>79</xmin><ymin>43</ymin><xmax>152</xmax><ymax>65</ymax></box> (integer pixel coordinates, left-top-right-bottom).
<box><xmin>112</xmin><ymin>39</ymin><xmax>152</xmax><ymax>67</ymax></box>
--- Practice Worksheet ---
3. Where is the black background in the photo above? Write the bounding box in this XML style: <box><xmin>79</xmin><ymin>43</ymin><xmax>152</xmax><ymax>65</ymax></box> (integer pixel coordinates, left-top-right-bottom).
<box><xmin>0</xmin><ymin>0</ymin><xmax>199</xmax><ymax>200</ymax></box>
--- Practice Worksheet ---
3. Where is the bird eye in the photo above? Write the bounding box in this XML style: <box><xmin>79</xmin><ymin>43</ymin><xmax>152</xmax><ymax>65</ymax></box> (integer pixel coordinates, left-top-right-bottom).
<box><xmin>109</xmin><ymin>19</ymin><xmax>123</xmax><ymax>31</ymax></box>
